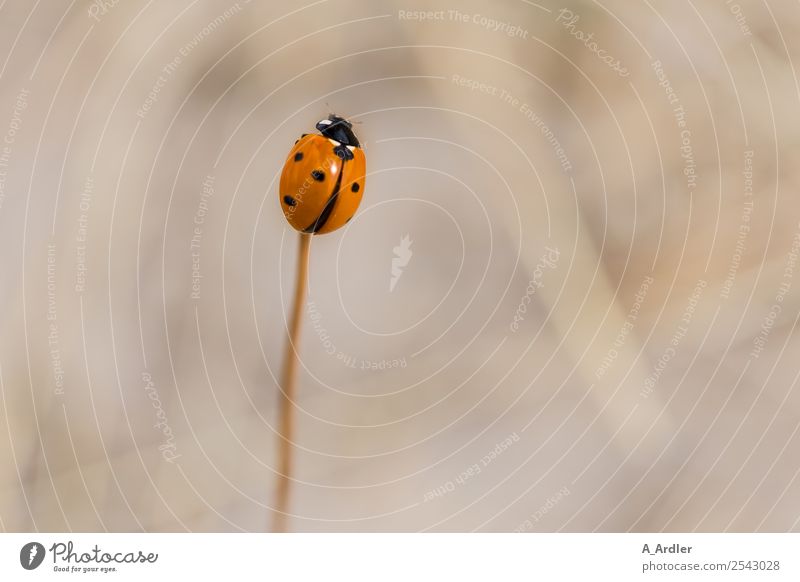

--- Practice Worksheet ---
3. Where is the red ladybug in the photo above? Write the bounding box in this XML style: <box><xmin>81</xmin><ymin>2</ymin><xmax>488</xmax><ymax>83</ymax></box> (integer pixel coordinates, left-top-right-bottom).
<box><xmin>279</xmin><ymin>115</ymin><xmax>366</xmax><ymax>235</ymax></box>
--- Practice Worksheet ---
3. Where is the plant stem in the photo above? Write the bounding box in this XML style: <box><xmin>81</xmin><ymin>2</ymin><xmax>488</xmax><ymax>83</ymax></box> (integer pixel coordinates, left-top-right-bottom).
<box><xmin>272</xmin><ymin>232</ymin><xmax>311</xmax><ymax>532</ymax></box>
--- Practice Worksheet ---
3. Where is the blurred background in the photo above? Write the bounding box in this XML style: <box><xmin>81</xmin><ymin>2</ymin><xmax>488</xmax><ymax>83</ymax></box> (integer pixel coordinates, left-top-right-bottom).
<box><xmin>0</xmin><ymin>0</ymin><xmax>799</xmax><ymax>532</ymax></box>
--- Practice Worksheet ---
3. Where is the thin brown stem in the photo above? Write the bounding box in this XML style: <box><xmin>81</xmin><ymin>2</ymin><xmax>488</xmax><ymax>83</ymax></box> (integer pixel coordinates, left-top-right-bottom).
<box><xmin>272</xmin><ymin>232</ymin><xmax>311</xmax><ymax>532</ymax></box>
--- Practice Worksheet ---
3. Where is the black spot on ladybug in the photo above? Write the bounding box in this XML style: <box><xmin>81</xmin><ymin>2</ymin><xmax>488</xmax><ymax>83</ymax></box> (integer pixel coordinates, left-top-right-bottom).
<box><xmin>334</xmin><ymin>144</ymin><xmax>354</xmax><ymax>160</ymax></box>
<box><xmin>283</xmin><ymin>195</ymin><xmax>297</xmax><ymax>206</ymax></box>
<box><xmin>294</xmin><ymin>152</ymin><xmax>303</xmax><ymax>162</ymax></box>
<box><xmin>311</xmin><ymin>170</ymin><xmax>325</xmax><ymax>181</ymax></box>
<box><xmin>351</xmin><ymin>182</ymin><xmax>360</xmax><ymax>193</ymax></box>
<box><xmin>303</xmin><ymin>163</ymin><xmax>345</xmax><ymax>233</ymax></box>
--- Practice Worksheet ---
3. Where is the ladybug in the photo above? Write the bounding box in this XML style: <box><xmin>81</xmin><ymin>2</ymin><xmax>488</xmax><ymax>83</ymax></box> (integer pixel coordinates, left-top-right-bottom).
<box><xmin>279</xmin><ymin>114</ymin><xmax>366</xmax><ymax>234</ymax></box>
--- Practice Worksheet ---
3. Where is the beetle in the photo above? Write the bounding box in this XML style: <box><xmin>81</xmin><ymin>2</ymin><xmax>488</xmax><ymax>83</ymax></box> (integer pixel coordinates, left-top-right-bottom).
<box><xmin>279</xmin><ymin>114</ymin><xmax>366</xmax><ymax>235</ymax></box>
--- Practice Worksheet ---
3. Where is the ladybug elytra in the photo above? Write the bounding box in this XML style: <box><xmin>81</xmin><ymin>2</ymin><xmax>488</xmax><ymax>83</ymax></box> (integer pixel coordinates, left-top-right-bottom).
<box><xmin>279</xmin><ymin>114</ymin><xmax>366</xmax><ymax>234</ymax></box>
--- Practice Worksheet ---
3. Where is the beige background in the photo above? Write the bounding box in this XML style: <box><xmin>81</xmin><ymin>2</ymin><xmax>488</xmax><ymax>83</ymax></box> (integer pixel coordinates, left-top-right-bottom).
<box><xmin>0</xmin><ymin>0</ymin><xmax>799</xmax><ymax>531</ymax></box>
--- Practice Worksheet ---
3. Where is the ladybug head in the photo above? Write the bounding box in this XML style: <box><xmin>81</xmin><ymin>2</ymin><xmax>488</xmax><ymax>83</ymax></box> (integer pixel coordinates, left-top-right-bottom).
<box><xmin>316</xmin><ymin>114</ymin><xmax>360</xmax><ymax>148</ymax></box>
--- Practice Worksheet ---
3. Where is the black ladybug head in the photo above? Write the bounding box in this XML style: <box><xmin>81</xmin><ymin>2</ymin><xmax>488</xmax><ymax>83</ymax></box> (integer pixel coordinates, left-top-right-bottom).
<box><xmin>316</xmin><ymin>114</ymin><xmax>360</xmax><ymax>148</ymax></box>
